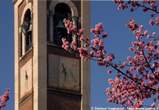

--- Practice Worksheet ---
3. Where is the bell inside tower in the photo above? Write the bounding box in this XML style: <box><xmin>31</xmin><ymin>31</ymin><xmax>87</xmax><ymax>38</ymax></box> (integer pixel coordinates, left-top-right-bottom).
<box><xmin>53</xmin><ymin>3</ymin><xmax>72</xmax><ymax>46</ymax></box>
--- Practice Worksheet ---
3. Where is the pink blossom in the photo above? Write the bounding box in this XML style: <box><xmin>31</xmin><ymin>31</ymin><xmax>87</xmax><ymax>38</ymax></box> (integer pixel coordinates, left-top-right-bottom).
<box><xmin>99</xmin><ymin>39</ymin><xmax>104</xmax><ymax>47</ymax></box>
<box><xmin>63</xmin><ymin>19</ymin><xmax>76</xmax><ymax>34</ymax></box>
<box><xmin>128</xmin><ymin>19</ymin><xmax>138</xmax><ymax>31</ymax></box>
<box><xmin>135</xmin><ymin>31</ymin><xmax>142</xmax><ymax>39</ymax></box>
<box><xmin>78</xmin><ymin>47</ymin><xmax>88</xmax><ymax>58</ymax></box>
<box><xmin>129</xmin><ymin>47</ymin><xmax>135</xmax><ymax>52</ymax></box>
<box><xmin>80</xmin><ymin>34</ymin><xmax>84</xmax><ymax>41</ymax></box>
<box><xmin>91</xmin><ymin>23</ymin><xmax>104</xmax><ymax>34</ymax></box>
<box><xmin>62</xmin><ymin>38</ymin><xmax>69</xmax><ymax>51</ymax></box>
<box><xmin>143</xmin><ymin>30</ymin><xmax>148</xmax><ymax>36</ymax></box>
<box><xmin>133</xmin><ymin>100</ymin><xmax>143</xmax><ymax>108</ymax></box>
<box><xmin>95</xmin><ymin>23</ymin><xmax>104</xmax><ymax>33</ymax></box>
<box><xmin>71</xmin><ymin>41</ymin><xmax>77</xmax><ymax>50</ymax></box>
<box><xmin>0</xmin><ymin>89</ymin><xmax>9</xmax><ymax>108</ymax></box>
<box><xmin>96</xmin><ymin>50</ymin><xmax>104</xmax><ymax>58</ymax></box>
<box><xmin>91</xmin><ymin>37</ymin><xmax>100</xmax><ymax>47</ymax></box>
<box><xmin>150</xmin><ymin>2</ymin><xmax>156</xmax><ymax>8</ymax></box>
<box><xmin>104</xmin><ymin>54</ymin><xmax>115</xmax><ymax>62</ymax></box>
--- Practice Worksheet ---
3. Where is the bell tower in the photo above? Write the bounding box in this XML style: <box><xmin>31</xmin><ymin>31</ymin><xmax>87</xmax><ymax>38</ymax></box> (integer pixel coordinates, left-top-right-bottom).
<box><xmin>14</xmin><ymin>0</ymin><xmax>90</xmax><ymax>110</ymax></box>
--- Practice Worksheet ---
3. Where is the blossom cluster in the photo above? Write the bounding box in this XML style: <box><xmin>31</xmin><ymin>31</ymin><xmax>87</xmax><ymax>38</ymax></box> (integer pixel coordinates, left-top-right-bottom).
<box><xmin>0</xmin><ymin>89</ymin><xmax>9</xmax><ymax>108</ymax></box>
<box><xmin>106</xmin><ymin>77</ymin><xmax>145</xmax><ymax>108</ymax></box>
<box><xmin>63</xmin><ymin>18</ymin><xmax>76</xmax><ymax>34</ymax></box>
<box><xmin>114</xmin><ymin>0</ymin><xmax>159</xmax><ymax>27</ymax></box>
<box><xmin>106</xmin><ymin>19</ymin><xmax>159</xmax><ymax>108</ymax></box>
<box><xmin>114</xmin><ymin>0</ymin><xmax>159</xmax><ymax>13</ymax></box>
<box><xmin>149</xmin><ymin>16</ymin><xmax>159</xmax><ymax>26</ymax></box>
<box><xmin>62</xmin><ymin>19</ymin><xmax>111</xmax><ymax>61</ymax></box>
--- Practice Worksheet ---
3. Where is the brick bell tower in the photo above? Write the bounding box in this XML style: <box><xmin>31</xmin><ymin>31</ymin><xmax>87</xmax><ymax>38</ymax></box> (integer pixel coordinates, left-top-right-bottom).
<box><xmin>14</xmin><ymin>0</ymin><xmax>90</xmax><ymax>110</ymax></box>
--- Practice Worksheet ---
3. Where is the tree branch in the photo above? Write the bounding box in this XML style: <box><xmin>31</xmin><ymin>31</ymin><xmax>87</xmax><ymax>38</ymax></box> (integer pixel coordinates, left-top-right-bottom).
<box><xmin>108</xmin><ymin>63</ymin><xmax>158</xmax><ymax>92</ymax></box>
<box><xmin>136</xmin><ymin>2</ymin><xmax>159</xmax><ymax>14</ymax></box>
<box><xmin>141</xmin><ymin>49</ymin><xmax>159</xmax><ymax>81</ymax></box>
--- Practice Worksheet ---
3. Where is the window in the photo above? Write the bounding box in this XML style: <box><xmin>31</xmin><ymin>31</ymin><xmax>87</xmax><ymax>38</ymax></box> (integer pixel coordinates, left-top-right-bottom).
<box><xmin>21</xmin><ymin>9</ymin><xmax>32</xmax><ymax>55</ymax></box>
<box><xmin>53</xmin><ymin>3</ymin><xmax>72</xmax><ymax>46</ymax></box>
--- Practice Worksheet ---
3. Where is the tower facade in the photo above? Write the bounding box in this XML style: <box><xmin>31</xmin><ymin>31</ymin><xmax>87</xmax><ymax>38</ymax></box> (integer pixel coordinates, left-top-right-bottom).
<box><xmin>14</xmin><ymin>0</ymin><xmax>90</xmax><ymax>110</ymax></box>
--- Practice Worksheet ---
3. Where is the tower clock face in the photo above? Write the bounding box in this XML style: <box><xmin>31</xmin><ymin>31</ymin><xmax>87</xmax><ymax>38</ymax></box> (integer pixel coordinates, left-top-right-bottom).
<box><xmin>48</xmin><ymin>54</ymin><xmax>80</xmax><ymax>91</ymax></box>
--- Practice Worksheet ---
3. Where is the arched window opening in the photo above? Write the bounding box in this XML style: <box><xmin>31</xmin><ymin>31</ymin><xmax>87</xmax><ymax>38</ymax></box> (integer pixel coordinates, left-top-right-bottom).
<box><xmin>53</xmin><ymin>3</ymin><xmax>72</xmax><ymax>46</ymax></box>
<box><xmin>21</xmin><ymin>9</ymin><xmax>32</xmax><ymax>54</ymax></box>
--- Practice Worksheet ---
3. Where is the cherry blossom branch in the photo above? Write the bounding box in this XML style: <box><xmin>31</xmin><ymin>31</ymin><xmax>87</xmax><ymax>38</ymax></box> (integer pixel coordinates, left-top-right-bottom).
<box><xmin>141</xmin><ymin>49</ymin><xmax>159</xmax><ymax>82</ymax></box>
<box><xmin>90</xmin><ymin>55</ymin><xmax>158</xmax><ymax>96</ymax></box>
<box><xmin>114</xmin><ymin>0</ymin><xmax>159</xmax><ymax>14</ymax></box>
<box><xmin>108</xmin><ymin>63</ymin><xmax>135</xmax><ymax>82</ymax></box>
<box><xmin>142</xmin><ymin>49</ymin><xmax>154</xmax><ymax>73</ymax></box>
<box><xmin>108</xmin><ymin>62</ymin><xmax>158</xmax><ymax>92</ymax></box>
<box><xmin>136</xmin><ymin>2</ymin><xmax>159</xmax><ymax>14</ymax></box>
<box><xmin>62</xmin><ymin>18</ymin><xmax>159</xmax><ymax>108</ymax></box>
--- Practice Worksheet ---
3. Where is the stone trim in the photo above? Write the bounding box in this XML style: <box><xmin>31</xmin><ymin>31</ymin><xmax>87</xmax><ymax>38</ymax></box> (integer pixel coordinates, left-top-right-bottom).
<box><xmin>49</xmin><ymin>0</ymin><xmax>78</xmax><ymax>17</ymax></box>
<box><xmin>20</xmin><ymin>2</ymin><xmax>32</xmax><ymax>25</ymax></box>
<box><xmin>14</xmin><ymin>0</ymin><xmax>24</xmax><ymax>110</ymax></box>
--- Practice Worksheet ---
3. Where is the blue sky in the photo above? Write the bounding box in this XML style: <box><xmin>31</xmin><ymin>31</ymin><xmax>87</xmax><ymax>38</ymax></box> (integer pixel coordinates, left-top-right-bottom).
<box><xmin>0</xmin><ymin>0</ymin><xmax>14</xmax><ymax>110</ymax></box>
<box><xmin>0</xmin><ymin>1</ymin><xmax>159</xmax><ymax>110</ymax></box>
